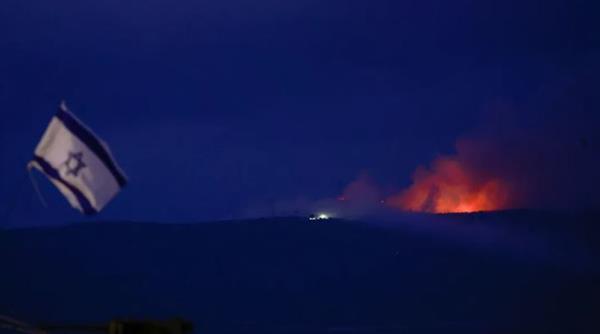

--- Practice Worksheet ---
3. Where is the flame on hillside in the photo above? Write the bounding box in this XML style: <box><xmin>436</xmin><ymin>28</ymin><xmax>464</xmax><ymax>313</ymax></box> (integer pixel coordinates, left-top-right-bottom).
<box><xmin>386</xmin><ymin>153</ymin><xmax>514</xmax><ymax>213</ymax></box>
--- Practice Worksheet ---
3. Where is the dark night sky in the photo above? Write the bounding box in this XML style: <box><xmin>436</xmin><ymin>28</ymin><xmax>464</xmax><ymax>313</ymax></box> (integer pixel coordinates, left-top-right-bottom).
<box><xmin>1</xmin><ymin>0</ymin><xmax>599</xmax><ymax>225</ymax></box>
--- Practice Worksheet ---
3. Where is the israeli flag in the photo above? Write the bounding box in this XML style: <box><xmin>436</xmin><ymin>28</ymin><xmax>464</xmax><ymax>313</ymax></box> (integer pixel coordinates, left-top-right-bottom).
<box><xmin>28</xmin><ymin>102</ymin><xmax>127</xmax><ymax>215</ymax></box>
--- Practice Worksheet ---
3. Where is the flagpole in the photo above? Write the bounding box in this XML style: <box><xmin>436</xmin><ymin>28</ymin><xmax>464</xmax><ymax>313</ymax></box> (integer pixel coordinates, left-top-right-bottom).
<box><xmin>27</xmin><ymin>165</ymin><xmax>48</xmax><ymax>208</ymax></box>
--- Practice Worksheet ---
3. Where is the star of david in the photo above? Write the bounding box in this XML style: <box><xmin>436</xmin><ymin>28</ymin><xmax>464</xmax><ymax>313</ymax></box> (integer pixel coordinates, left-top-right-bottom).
<box><xmin>64</xmin><ymin>151</ymin><xmax>86</xmax><ymax>177</ymax></box>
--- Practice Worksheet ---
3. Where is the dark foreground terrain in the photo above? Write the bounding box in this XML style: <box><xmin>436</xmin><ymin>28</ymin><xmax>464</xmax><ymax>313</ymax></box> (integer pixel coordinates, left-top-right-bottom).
<box><xmin>1</xmin><ymin>210</ymin><xmax>599</xmax><ymax>334</ymax></box>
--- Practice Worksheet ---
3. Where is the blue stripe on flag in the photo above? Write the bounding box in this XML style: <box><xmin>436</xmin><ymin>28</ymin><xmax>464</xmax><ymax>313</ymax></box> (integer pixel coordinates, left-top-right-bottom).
<box><xmin>55</xmin><ymin>108</ymin><xmax>127</xmax><ymax>188</ymax></box>
<box><xmin>33</xmin><ymin>156</ymin><xmax>98</xmax><ymax>215</ymax></box>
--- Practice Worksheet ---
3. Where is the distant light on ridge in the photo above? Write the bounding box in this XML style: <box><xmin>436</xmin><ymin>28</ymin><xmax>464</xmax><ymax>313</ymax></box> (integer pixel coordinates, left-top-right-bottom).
<box><xmin>308</xmin><ymin>213</ymin><xmax>331</xmax><ymax>221</ymax></box>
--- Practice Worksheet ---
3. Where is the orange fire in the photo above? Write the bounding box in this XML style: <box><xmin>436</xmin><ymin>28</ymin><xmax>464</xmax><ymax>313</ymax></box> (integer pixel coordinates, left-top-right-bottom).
<box><xmin>387</xmin><ymin>156</ymin><xmax>512</xmax><ymax>213</ymax></box>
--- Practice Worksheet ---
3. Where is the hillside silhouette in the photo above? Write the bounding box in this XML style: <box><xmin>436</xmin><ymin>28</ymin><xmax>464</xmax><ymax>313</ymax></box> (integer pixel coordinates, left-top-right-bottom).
<box><xmin>1</xmin><ymin>211</ymin><xmax>599</xmax><ymax>333</ymax></box>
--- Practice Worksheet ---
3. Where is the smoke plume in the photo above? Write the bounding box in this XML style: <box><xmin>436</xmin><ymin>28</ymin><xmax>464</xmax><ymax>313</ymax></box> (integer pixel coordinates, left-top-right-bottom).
<box><xmin>386</xmin><ymin>70</ymin><xmax>600</xmax><ymax>213</ymax></box>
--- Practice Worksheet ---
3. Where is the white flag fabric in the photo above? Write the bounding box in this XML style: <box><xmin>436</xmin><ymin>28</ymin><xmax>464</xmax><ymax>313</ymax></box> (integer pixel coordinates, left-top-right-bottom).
<box><xmin>28</xmin><ymin>102</ymin><xmax>127</xmax><ymax>215</ymax></box>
